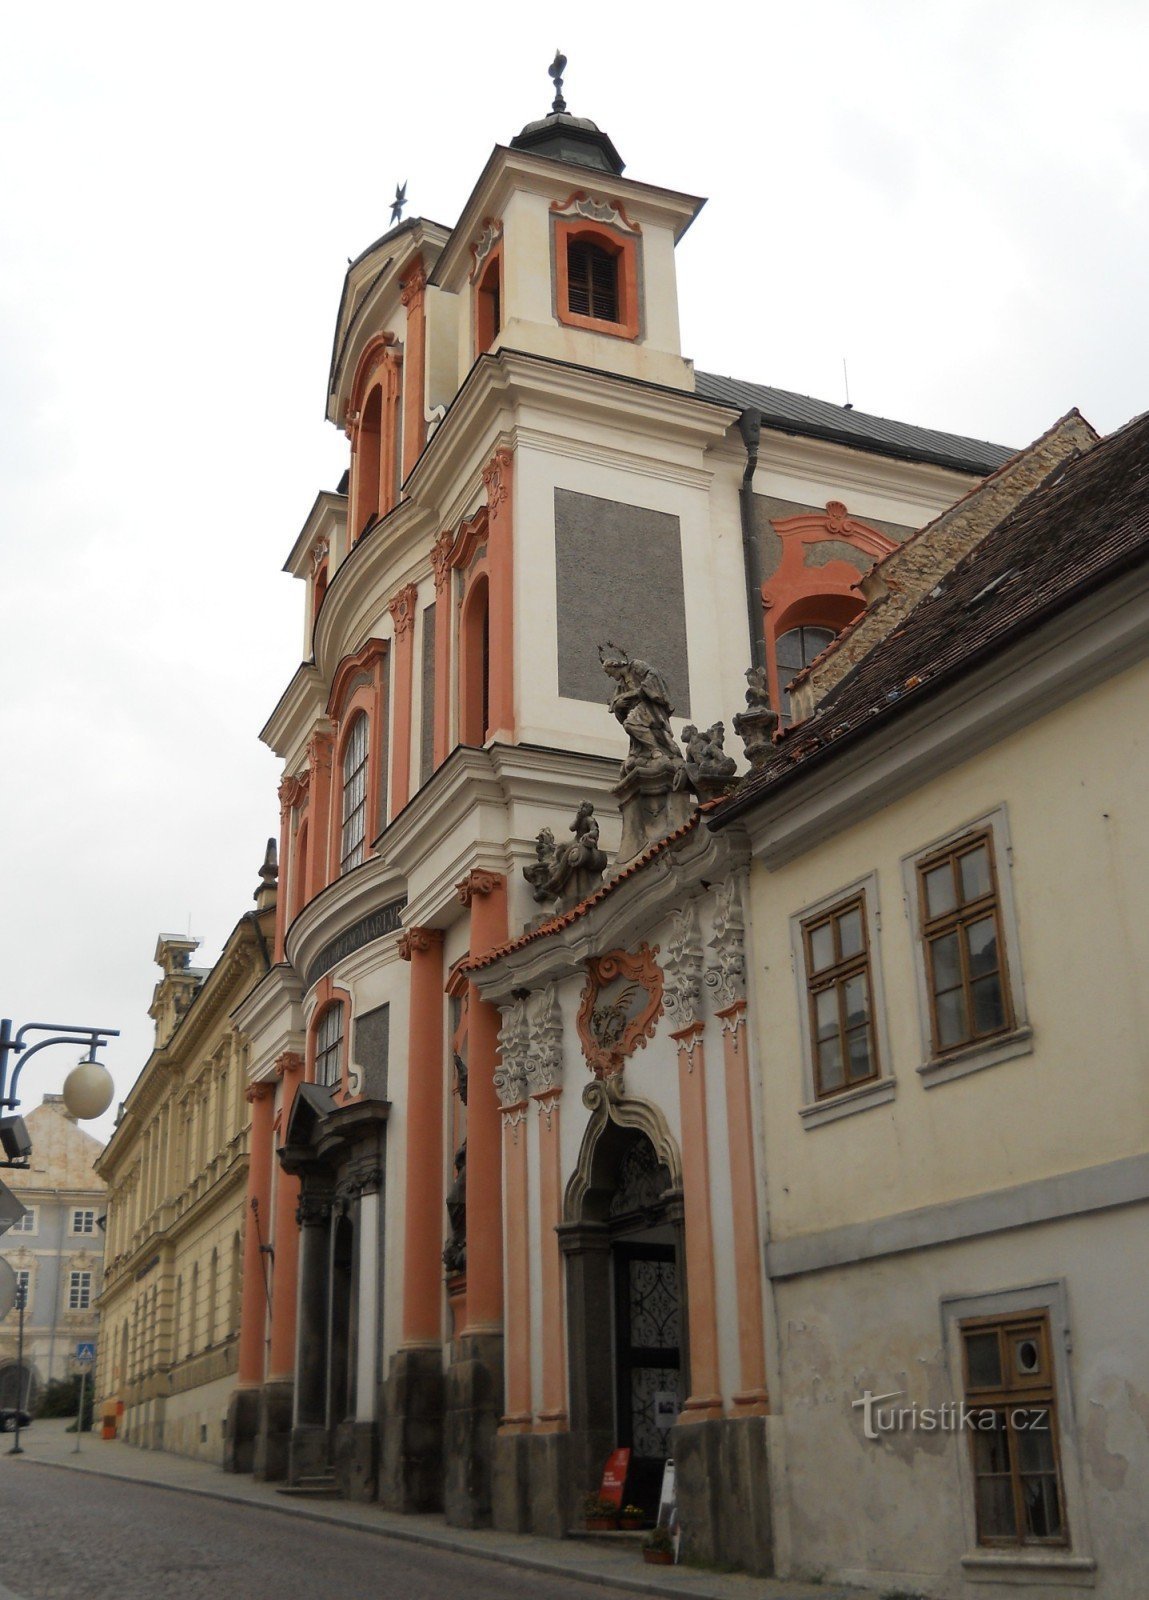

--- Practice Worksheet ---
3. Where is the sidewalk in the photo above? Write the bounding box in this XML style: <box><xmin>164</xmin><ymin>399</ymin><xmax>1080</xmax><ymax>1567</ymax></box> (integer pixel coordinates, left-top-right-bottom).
<box><xmin>8</xmin><ymin>1420</ymin><xmax>862</xmax><ymax>1600</ymax></box>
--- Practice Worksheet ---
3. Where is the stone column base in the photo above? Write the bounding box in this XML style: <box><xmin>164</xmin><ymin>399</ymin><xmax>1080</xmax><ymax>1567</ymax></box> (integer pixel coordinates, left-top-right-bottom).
<box><xmin>493</xmin><ymin>1429</ymin><xmax>572</xmax><ymax>1538</ymax></box>
<box><xmin>443</xmin><ymin>1331</ymin><xmax>504</xmax><ymax>1528</ymax></box>
<box><xmin>253</xmin><ymin>1378</ymin><xmax>294</xmax><ymax>1482</ymax></box>
<box><xmin>379</xmin><ymin>1345</ymin><xmax>444</xmax><ymax>1512</ymax></box>
<box><xmin>334</xmin><ymin>1418</ymin><xmax>378</xmax><ymax>1501</ymax></box>
<box><xmin>224</xmin><ymin>1388</ymin><xmax>259</xmax><ymax>1473</ymax></box>
<box><xmin>671</xmin><ymin>1413</ymin><xmax>772</xmax><ymax>1575</ymax></box>
<box><xmin>289</xmin><ymin>1421</ymin><xmax>329</xmax><ymax>1484</ymax></box>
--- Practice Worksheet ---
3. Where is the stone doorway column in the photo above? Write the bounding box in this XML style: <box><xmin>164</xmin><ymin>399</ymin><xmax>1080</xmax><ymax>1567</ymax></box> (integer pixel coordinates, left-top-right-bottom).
<box><xmin>289</xmin><ymin>1189</ymin><xmax>331</xmax><ymax>1484</ymax></box>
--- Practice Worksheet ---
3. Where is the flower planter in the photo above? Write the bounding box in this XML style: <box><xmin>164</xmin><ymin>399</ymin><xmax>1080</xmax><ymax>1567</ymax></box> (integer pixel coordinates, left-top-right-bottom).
<box><xmin>620</xmin><ymin>1517</ymin><xmax>644</xmax><ymax>1531</ymax></box>
<box><xmin>643</xmin><ymin>1547</ymin><xmax>674</xmax><ymax>1564</ymax></box>
<box><xmin>585</xmin><ymin>1517</ymin><xmax>618</xmax><ymax>1532</ymax></box>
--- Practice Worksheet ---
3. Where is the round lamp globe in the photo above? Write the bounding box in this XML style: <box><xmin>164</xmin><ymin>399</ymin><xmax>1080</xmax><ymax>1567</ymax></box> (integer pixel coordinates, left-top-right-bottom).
<box><xmin>63</xmin><ymin>1060</ymin><xmax>115</xmax><ymax>1120</ymax></box>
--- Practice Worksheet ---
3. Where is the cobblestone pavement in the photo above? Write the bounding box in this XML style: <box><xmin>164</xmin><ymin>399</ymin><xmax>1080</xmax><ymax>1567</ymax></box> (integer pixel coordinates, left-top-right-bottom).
<box><xmin>0</xmin><ymin>1421</ymin><xmax>865</xmax><ymax>1600</ymax></box>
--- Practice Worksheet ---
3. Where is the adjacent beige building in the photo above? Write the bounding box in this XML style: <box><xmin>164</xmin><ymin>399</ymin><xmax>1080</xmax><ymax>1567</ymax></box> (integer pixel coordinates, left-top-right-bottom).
<box><xmin>95</xmin><ymin>851</ymin><xmax>276</xmax><ymax>1462</ymax></box>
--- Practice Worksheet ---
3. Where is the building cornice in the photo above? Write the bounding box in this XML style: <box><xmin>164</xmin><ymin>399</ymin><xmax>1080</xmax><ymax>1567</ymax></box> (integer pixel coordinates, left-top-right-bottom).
<box><xmin>259</xmin><ymin>661</ymin><xmax>326</xmax><ymax>760</ymax></box>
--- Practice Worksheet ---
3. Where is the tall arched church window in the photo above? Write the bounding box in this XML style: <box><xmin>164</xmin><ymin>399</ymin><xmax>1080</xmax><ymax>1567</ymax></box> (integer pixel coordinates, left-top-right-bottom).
<box><xmin>459</xmin><ymin>575</ymin><xmax>491</xmax><ymax>746</ymax></box>
<box><xmin>357</xmin><ymin>387</ymin><xmax>383</xmax><ymax>537</ymax></box>
<box><xmin>340</xmin><ymin>712</ymin><xmax>369</xmax><ymax>872</ymax></box>
<box><xmin>567</xmin><ymin>238</ymin><xmax>619</xmax><ymax>323</ymax></box>
<box><xmin>776</xmin><ymin>626</ymin><xmax>836</xmax><ymax>726</ymax></box>
<box><xmin>314</xmin><ymin>1003</ymin><xmax>345</xmax><ymax>1089</ymax></box>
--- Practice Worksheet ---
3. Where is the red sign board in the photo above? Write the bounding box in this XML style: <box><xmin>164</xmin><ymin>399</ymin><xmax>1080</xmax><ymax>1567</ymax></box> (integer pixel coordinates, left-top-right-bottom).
<box><xmin>599</xmin><ymin>1447</ymin><xmax>631</xmax><ymax>1509</ymax></box>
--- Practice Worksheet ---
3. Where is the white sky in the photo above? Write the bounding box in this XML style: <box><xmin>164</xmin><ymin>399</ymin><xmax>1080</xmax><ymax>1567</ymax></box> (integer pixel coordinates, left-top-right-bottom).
<box><xmin>3</xmin><ymin>1</ymin><xmax>1147</xmax><ymax>1145</ymax></box>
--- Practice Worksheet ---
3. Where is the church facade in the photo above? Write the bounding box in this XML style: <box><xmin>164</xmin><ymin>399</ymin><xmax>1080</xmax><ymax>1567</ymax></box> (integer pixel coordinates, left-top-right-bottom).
<box><xmin>223</xmin><ymin>69</ymin><xmax>1024</xmax><ymax>1577</ymax></box>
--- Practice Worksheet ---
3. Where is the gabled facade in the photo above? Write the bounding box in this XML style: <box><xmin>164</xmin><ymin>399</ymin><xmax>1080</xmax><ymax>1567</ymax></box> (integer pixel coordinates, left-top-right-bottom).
<box><xmin>228</xmin><ymin>72</ymin><xmax>1014</xmax><ymax>1565</ymax></box>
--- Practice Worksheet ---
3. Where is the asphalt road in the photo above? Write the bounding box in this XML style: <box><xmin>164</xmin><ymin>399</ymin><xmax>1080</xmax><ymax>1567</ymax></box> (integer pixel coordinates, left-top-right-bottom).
<box><xmin>0</xmin><ymin>1462</ymin><xmax>643</xmax><ymax>1600</ymax></box>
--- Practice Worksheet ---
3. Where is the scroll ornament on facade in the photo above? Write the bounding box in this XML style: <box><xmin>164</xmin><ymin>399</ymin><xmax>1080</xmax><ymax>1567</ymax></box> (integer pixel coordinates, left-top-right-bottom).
<box><xmin>704</xmin><ymin>877</ymin><xmax>747</xmax><ymax>1012</ymax></box>
<box><xmin>528</xmin><ymin>983</ymin><xmax>563</xmax><ymax>1094</ymax></box>
<box><xmin>662</xmin><ymin>901</ymin><xmax>705</xmax><ymax>1033</ymax></box>
<box><xmin>495</xmin><ymin>996</ymin><xmax>531</xmax><ymax>1110</ymax></box>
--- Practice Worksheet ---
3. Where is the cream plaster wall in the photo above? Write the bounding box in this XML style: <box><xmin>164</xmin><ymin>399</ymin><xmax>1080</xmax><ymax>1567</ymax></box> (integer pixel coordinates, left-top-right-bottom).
<box><xmin>748</xmin><ymin>659</ymin><xmax>1149</xmax><ymax>1241</ymax></box>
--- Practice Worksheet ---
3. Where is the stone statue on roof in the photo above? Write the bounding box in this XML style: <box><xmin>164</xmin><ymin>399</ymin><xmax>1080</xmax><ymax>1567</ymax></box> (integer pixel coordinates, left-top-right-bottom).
<box><xmin>524</xmin><ymin>801</ymin><xmax>609</xmax><ymax>912</ymax></box>
<box><xmin>733</xmin><ymin>665</ymin><xmax>780</xmax><ymax>769</ymax></box>
<box><xmin>599</xmin><ymin>643</ymin><xmax>695</xmax><ymax>865</ymax></box>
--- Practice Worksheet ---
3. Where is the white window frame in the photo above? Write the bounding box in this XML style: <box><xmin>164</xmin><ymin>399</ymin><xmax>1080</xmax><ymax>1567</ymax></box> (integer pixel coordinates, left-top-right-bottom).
<box><xmin>902</xmin><ymin>804</ymin><xmax>1032</xmax><ymax>1088</ymax></box>
<box><xmin>314</xmin><ymin>1004</ymin><xmax>345</xmax><ymax>1090</ymax></box>
<box><xmin>71</xmin><ymin>1207</ymin><xmax>96</xmax><ymax>1236</ymax></box>
<box><xmin>339</xmin><ymin>711</ymin><xmax>370</xmax><ymax>873</ymax></box>
<box><xmin>10</xmin><ymin>1206</ymin><xmax>36</xmax><ymax>1234</ymax></box>
<box><xmin>68</xmin><ymin>1270</ymin><xmax>93</xmax><ymax>1311</ymax></box>
<box><xmin>790</xmin><ymin>871</ymin><xmax>896</xmax><ymax>1128</ymax></box>
<box><xmin>940</xmin><ymin>1280</ymin><xmax>1097</xmax><ymax>1586</ymax></box>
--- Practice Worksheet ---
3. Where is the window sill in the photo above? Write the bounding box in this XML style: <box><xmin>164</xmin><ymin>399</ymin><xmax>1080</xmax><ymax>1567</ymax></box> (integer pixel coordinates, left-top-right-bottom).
<box><xmin>960</xmin><ymin>1551</ymin><xmax>1096</xmax><ymax>1586</ymax></box>
<box><xmin>799</xmin><ymin>1075</ymin><xmax>896</xmax><ymax>1128</ymax></box>
<box><xmin>918</xmin><ymin>1026</ymin><xmax>1033</xmax><ymax>1088</ymax></box>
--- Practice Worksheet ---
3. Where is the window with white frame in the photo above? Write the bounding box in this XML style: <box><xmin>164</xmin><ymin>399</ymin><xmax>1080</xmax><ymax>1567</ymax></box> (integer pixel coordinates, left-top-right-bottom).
<box><xmin>790</xmin><ymin>873</ymin><xmax>895</xmax><ymax>1127</ymax></box>
<box><xmin>71</xmin><ymin>1208</ymin><xmax>96</xmax><ymax>1235</ymax></box>
<box><xmin>340</xmin><ymin>712</ymin><xmax>369</xmax><ymax>872</ymax></box>
<box><xmin>68</xmin><ymin>1271</ymin><xmax>92</xmax><ymax>1310</ymax></box>
<box><xmin>10</xmin><ymin>1207</ymin><xmax>36</xmax><ymax>1233</ymax></box>
<box><xmin>314</xmin><ymin>1004</ymin><xmax>345</xmax><ymax>1089</ymax></box>
<box><xmin>903</xmin><ymin>806</ymin><xmax>1031</xmax><ymax>1087</ymax></box>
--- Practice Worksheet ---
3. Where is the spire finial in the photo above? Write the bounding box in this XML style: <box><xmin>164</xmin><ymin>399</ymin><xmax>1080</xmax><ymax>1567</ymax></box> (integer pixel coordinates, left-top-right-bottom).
<box><xmin>549</xmin><ymin>50</ymin><xmax>567</xmax><ymax>114</ymax></box>
<box><xmin>390</xmin><ymin>181</ymin><xmax>408</xmax><ymax>227</ymax></box>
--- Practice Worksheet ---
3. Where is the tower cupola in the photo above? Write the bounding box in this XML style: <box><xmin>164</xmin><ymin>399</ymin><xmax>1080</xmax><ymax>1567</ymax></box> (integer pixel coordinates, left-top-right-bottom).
<box><xmin>509</xmin><ymin>52</ymin><xmax>624</xmax><ymax>176</ymax></box>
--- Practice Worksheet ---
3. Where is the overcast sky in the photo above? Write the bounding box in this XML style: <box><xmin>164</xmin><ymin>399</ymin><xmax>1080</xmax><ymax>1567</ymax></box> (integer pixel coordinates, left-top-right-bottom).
<box><xmin>3</xmin><ymin>1</ymin><xmax>1146</xmax><ymax>1145</ymax></box>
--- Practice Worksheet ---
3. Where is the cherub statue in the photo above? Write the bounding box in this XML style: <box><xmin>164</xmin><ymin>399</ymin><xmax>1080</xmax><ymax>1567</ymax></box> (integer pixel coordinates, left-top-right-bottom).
<box><xmin>523</xmin><ymin>802</ymin><xmax>609</xmax><ymax>909</ymax></box>
<box><xmin>680</xmin><ymin>721</ymin><xmax>738</xmax><ymax>799</ymax></box>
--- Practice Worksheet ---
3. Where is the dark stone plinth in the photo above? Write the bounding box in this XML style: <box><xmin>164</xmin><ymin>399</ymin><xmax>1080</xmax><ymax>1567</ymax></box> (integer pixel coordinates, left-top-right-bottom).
<box><xmin>443</xmin><ymin>1331</ymin><xmax>504</xmax><ymax>1528</ymax></box>
<box><xmin>380</xmin><ymin>1345</ymin><xmax>445</xmax><ymax>1512</ymax></box>
<box><xmin>289</xmin><ymin>1421</ymin><xmax>329</xmax><ymax>1485</ymax></box>
<box><xmin>334</xmin><ymin>1418</ymin><xmax>378</xmax><ymax>1502</ymax></box>
<box><xmin>224</xmin><ymin>1387</ymin><xmax>259</xmax><ymax>1474</ymax></box>
<box><xmin>491</xmin><ymin>1432</ymin><xmax>531</xmax><ymax>1533</ymax></box>
<box><xmin>613</xmin><ymin>765</ymin><xmax>695</xmax><ymax>868</ymax></box>
<box><xmin>253</xmin><ymin>1379</ymin><xmax>293</xmax><ymax>1482</ymax></box>
<box><xmin>522</xmin><ymin>1430</ymin><xmax>573</xmax><ymax>1539</ymax></box>
<box><xmin>672</xmin><ymin>1414</ymin><xmax>772</xmax><ymax>1576</ymax></box>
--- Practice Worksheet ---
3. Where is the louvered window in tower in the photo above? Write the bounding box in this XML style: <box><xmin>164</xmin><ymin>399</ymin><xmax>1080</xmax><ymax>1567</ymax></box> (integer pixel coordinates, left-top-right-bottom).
<box><xmin>566</xmin><ymin>239</ymin><xmax>619</xmax><ymax>323</ymax></box>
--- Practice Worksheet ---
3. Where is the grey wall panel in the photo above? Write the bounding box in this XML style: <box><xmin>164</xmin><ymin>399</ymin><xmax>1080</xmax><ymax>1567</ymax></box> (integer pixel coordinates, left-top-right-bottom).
<box><xmin>354</xmin><ymin>1004</ymin><xmax>390</xmax><ymax>1102</ymax></box>
<box><xmin>554</xmin><ymin>487</ymin><xmax>691</xmax><ymax>715</ymax></box>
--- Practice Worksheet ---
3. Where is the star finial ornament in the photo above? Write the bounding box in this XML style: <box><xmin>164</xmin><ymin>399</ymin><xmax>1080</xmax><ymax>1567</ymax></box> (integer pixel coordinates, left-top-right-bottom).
<box><xmin>549</xmin><ymin>50</ymin><xmax>567</xmax><ymax>114</ymax></box>
<box><xmin>390</xmin><ymin>181</ymin><xmax>408</xmax><ymax>227</ymax></box>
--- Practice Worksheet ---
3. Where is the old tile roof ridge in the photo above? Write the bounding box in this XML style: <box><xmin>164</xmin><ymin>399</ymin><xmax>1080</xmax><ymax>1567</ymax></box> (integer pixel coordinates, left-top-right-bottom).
<box><xmin>785</xmin><ymin>407</ymin><xmax>1099</xmax><ymax>703</ymax></box>
<box><xmin>714</xmin><ymin>405</ymin><xmax>1149</xmax><ymax>820</ymax></box>
<box><xmin>463</xmin><ymin>810</ymin><xmax>707</xmax><ymax>972</ymax></box>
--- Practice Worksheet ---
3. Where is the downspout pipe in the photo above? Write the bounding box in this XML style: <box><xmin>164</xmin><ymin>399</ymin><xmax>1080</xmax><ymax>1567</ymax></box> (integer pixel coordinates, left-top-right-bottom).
<box><xmin>737</xmin><ymin>409</ymin><xmax>767</xmax><ymax>672</ymax></box>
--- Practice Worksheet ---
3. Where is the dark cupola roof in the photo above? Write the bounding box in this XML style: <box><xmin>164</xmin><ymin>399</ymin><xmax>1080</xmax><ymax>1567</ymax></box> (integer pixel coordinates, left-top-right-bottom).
<box><xmin>510</xmin><ymin>51</ymin><xmax>625</xmax><ymax>176</ymax></box>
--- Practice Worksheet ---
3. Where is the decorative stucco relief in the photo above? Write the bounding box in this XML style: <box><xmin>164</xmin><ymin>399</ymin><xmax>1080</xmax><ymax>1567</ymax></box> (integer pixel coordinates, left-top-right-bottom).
<box><xmin>576</xmin><ymin>944</ymin><xmax>663</xmax><ymax>1080</ymax></box>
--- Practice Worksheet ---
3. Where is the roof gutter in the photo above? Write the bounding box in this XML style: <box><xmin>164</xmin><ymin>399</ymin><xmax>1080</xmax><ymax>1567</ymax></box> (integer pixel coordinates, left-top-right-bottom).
<box><xmin>737</xmin><ymin>409</ymin><xmax>766</xmax><ymax>673</ymax></box>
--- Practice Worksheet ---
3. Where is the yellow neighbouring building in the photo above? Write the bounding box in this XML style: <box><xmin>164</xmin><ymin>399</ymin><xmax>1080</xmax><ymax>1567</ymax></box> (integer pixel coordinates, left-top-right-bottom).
<box><xmin>94</xmin><ymin>848</ymin><xmax>277</xmax><ymax>1462</ymax></box>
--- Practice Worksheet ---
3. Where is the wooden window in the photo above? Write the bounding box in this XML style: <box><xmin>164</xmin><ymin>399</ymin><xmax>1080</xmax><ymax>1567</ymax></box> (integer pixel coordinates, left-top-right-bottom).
<box><xmin>567</xmin><ymin>238</ymin><xmax>619</xmax><ymax>323</ymax></box>
<box><xmin>68</xmin><ymin>1270</ymin><xmax>92</xmax><ymax>1310</ymax></box>
<box><xmin>801</xmin><ymin>893</ymin><xmax>879</xmax><ymax>1097</ymax></box>
<box><xmin>917</xmin><ymin>831</ymin><xmax>1011</xmax><ymax>1054</ymax></box>
<box><xmin>776</xmin><ymin>625</ymin><xmax>836</xmax><ymax>726</ymax></box>
<box><xmin>314</xmin><ymin>1003</ymin><xmax>344</xmax><ymax>1090</ymax></box>
<box><xmin>339</xmin><ymin>711</ymin><xmax>369</xmax><ymax>873</ymax></box>
<box><xmin>961</xmin><ymin>1311</ymin><xmax>1067</xmax><ymax>1547</ymax></box>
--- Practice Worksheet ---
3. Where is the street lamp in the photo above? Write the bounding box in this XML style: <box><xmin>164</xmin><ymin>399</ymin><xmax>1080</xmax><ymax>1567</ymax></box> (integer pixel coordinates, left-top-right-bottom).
<box><xmin>0</xmin><ymin>1019</ymin><xmax>118</xmax><ymax>1168</ymax></box>
<box><xmin>7</xmin><ymin>1279</ymin><xmax>27</xmax><ymax>1455</ymax></box>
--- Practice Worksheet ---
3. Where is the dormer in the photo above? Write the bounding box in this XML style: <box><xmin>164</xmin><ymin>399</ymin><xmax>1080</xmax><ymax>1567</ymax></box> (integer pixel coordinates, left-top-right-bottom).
<box><xmin>326</xmin><ymin>218</ymin><xmax>453</xmax><ymax>541</ymax></box>
<box><xmin>429</xmin><ymin>87</ymin><xmax>703</xmax><ymax>392</ymax></box>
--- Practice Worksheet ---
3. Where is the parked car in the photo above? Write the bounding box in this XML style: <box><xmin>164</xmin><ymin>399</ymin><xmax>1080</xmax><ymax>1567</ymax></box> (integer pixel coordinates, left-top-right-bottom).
<box><xmin>0</xmin><ymin>1407</ymin><xmax>32</xmax><ymax>1431</ymax></box>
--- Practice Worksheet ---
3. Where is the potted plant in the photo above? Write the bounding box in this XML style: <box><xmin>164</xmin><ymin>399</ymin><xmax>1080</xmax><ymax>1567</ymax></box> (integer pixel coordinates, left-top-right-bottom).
<box><xmin>643</xmin><ymin>1526</ymin><xmax>675</xmax><ymax>1565</ymax></box>
<box><xmin>619</xmin><ymin>1503</ymin><xmax>645</xmax><ymax>1531</ymax></box>
<box><xmin>583</xmin><ymin>1494</ymin><xmax>619</xmax><ymax>1531</ymax></box>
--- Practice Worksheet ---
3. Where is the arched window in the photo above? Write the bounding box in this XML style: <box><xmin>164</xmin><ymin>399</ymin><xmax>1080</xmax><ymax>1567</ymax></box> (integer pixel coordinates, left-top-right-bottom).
<box><xmin>340</xmin><ymin>712</ymin><xmax>369</xmax><ymax>872</ymax></box>
<box><xmin>459</xmin><ymin>575</ymin><xmax>490</xmax><ymax>746</ymax></box>
<box><xmin>567</xmin><ymin>237</ymin><xmax>619</xmax><ymax>323</ymax></box>
<box><xmin>356</xmin><ymin>386</ymin><xmax>383</xmax><ymax>538</ymax></box>
<box><xmin>476</xmin><ymin>251</ymin><xmax>502</xmax><ymax>354</ymax></box>
<box><xmin>776</xmin><ymin>625</ymin><xmax>838</xmax><ymax>726</ymax></box>
<box><xmin>291</xmin><ymin>819</ymin><xmax>309</xmax><ymax>920</ymax></box>
<box><xmin>314</xmin><ymin>1003</ymin><xmax>345</xmax><ymax>1089</ymax></box>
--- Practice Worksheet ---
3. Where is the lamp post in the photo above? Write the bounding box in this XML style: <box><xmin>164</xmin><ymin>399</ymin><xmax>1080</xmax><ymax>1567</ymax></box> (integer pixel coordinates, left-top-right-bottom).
<box><xmin>9</xmin><ymin>1279</ymin><xmax>27</xmax><ymax>1455</ymax></box>
<box><xmin>0</xmin><ymin>1019</ymin><xmax>118</xmax><ymax>1167</ymax></box>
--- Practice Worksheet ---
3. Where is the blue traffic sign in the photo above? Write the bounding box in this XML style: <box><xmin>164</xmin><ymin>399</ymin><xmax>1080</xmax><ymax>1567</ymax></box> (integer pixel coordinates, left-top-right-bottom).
<box><xmin>75</xmin><ymin>1341</ymin><xmax>96</xmax><ymax>1362</ymax></box>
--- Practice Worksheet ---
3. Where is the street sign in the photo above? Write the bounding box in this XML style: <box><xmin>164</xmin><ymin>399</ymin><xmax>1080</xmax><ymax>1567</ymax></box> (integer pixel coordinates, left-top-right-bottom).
<box><xmin>75</xmin><ymin>1341</ymin><xmax>96</xmax><ymax>1365</ymax></box>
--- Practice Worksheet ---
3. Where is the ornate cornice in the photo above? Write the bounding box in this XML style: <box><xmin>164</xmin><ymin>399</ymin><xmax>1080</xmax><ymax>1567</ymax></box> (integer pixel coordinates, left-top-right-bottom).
<box><xmin>549</xmin><ymin>189</ymin><xmax>642</xmax><ymax>235</ymax></box>
<box><xmin>456</xmin><ymin>869</ymin><xmax>503</xmax><ymax>907</ymax></box>
<box><xmin>327</xmin><ymin>638</ymin><xmax>387</xmax><ymax>721</ymax></box>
